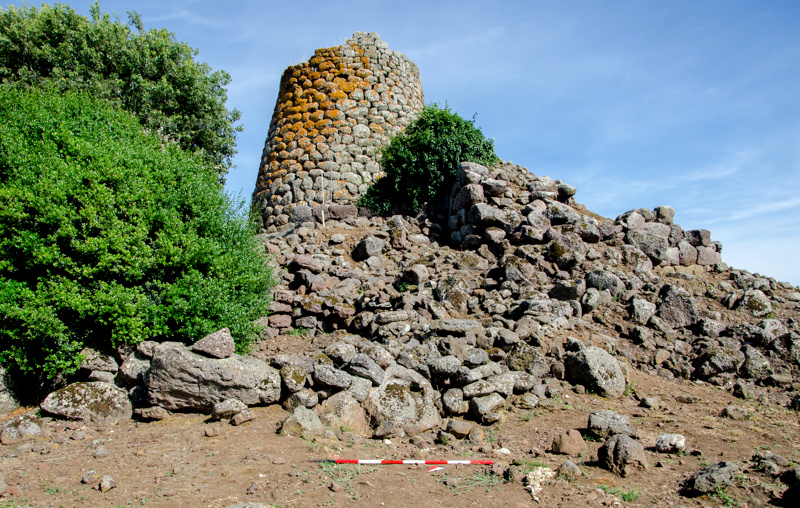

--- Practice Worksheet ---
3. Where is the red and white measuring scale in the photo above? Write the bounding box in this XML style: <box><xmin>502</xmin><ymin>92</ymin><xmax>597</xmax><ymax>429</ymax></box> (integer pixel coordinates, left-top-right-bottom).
<box><xmin>331</xmin><ymin>459</ymin><xmax>493</xmax><ymax>465</ymax></box>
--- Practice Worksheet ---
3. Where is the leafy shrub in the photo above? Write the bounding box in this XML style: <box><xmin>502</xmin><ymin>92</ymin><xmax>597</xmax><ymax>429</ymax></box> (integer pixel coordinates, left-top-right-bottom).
<box><xmin>0</xmin><ymin>2</ymin><xmax>240</xmax><ymax>178</ymax></box>
<box><xmin>0</xmin><ymin>88</ymin><xmax>275</xmax><ymax>378</ymax></box>
<box><xmin>358</xmin><ymin>103</ymin><xmax>498</xmax><ymax>215</ymax></box>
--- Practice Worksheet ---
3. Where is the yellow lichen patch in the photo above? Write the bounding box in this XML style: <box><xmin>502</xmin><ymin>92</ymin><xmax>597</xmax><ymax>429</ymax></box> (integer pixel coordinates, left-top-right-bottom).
<box><xmin>339</xmin><ymin>81</ymin><xmax>359</xmax><ymax>94</ymax></box>
<box><xmin>309</xmin><ymin>110</ymin><xmax>325</xmax><ymax>122</ymax></box>
<box><xmin>308</xmin><ymin>71</ymin><xmax>321</xmax><ymax>81</ymax></box>
<box><xmin>283</xmin><ymin>131</ymin><xmax>295</xmax><ymax>142</ymax></box>
<box><xmin>307</xmin><ymin>129</ymin><xmax>319</xmax><ymax>138</ymax></box>
<box><xmin>303</xmin><ymin>120</ymin><xmax>316</xmax><ymax>131</ymax></box>
<box><xmin>368</xmin><ymin>123</ymin><xmax>384</xmax><ymax>132</ymax></box>
<box><xmin>329</xmin><ymin>89</ymin><xmax>347</xmax><ymax>101</ymax></box>
<box><xmin>315</xmin><ymin>119</ymin><xmax>332</xmax><ymax>130</ymax></box>
<box><xmin>320</xmin><ymin>100</ymin><xmax>336</xmax><ymax>110</ymax></box>
<box><xmin>291</xmin><ymin>69</ymin><xmax>302</xmax><ymax>78</ymax></box>
<box><xmin>319</xmin><ymin>61</ymin><xmax>335</xmax><ymax>71</ymax></box>
<box><xmin>302</xmin><ymin>79</ymin><xmax>313</xmax><ymax>89</ymax></box>
<box><xmin>324</xmin><ymin>109</ymin><xmax>342</xmax><ymax>120</ymax></box>
<box><xmin>296</xmin><ymin>128</ymin><xmax>308</xmax><ymax>138</ymax></box>
<box><xmin>356</xmin><ymin>69</ymin><xmax>372</xmax><ymax>78</ymax></box>
<box><xmin>321</xmin><ymin>127</ymin><xmax>337</xmax><ymax>137</ymax></box>
<box><xmin>286</xmin><ymin>113</ymin><xmax>303</xmax><ymax>123</ymax></box>
<box><xmin>291</xmin><ymin>121</ymin><xmax>304</xmax><ymax>132</ymax></box>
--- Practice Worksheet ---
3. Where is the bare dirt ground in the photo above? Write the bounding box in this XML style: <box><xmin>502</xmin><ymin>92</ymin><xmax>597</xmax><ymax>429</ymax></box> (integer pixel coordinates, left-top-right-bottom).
<box><xmin>1</xmin><ymin>361</ymin><xmax>798</xmax><ymax>508</ymax></box>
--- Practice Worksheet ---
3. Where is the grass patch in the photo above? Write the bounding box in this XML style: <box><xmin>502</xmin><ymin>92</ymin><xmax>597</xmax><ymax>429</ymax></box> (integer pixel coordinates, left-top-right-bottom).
<box><xmin>318</xmin><ymin>462</ymin><xmax>379</xmax><ymax>499</ymax></box>
<box><xmin>519</xmin><ymin>460</ymin><xmax>549</xmax><ymax>473</ymax></box>
<box><xmin>598</xmin><ymin>484</ymin><xmax>642</xmax><ymax>502</ymax></box>
<box><xmin>712</xmin><ymin>486</ymin><xmax>739</xmax><ymax>507</ymax></box>
<box><xmin>437</xmin><ymin>470</ymin><xmax>501</xmax><ymax>494</ymax></box>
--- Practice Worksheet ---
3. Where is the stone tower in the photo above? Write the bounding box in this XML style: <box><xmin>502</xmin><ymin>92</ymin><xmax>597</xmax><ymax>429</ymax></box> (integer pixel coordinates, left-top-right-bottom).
<box><xmin>252</xmin><ymin>32</ymin><xmax>424</xmax><ymax>228</ymax></box>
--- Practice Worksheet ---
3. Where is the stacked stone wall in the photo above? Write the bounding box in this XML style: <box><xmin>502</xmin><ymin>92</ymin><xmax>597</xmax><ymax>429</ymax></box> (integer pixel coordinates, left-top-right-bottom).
<box><xmin>252</xmin><ymin>32</ymin><xmax>424</xmax><ymax>228</ymax></box>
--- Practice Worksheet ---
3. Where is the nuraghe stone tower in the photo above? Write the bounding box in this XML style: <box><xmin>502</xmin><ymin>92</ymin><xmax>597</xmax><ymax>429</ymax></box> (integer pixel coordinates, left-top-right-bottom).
<box><xmin>252</xmin><ymin>32</ymin><xmax>424</xmax><ymax>227</ymax></box>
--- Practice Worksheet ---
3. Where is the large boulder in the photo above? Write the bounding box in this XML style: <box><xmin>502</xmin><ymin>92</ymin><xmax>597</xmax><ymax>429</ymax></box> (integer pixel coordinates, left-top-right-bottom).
<box><xmin>657</xmin><ymin>285</ymin><xmax>700</xmax><ymax>328</ymax></box>
<box><xmin>565</xmin><ymin>346</ymin><xmax>626</xmax><ymax>398</ymax></box>
<box><xmin>40</xmin><ymin>382</ymin><xmax>132</xmax><ymax>423</ymax></box>
<box><xmin>280</xmin><ymin>406</ymin><xmax>324</xmax><ymax>439</ymax></box>
<box><xmin>363</xmin><ymin>363</ymin><xmax>441</xmax><ymax>438</ymax></box>
<box><xmin>318</xmin><ymin>391</ymin><xmax>371</xmax><ymax>436</ymax></box>
<box><xmin>598</xmin><ymin>434</ymin><xmax>648</xmax><ymax>477</ymax></box>
<box><xmin>147</xmin><ymin>344</ymin><xmax>280</xmax><ymax>412</ymax></box>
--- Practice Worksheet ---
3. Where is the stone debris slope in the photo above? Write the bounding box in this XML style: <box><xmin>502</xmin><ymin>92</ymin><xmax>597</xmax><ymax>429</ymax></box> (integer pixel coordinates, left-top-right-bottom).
<box><xmin>2</xmin><ymin>160</ymin><xmax>799</xmax><ymax>506</ymax></box>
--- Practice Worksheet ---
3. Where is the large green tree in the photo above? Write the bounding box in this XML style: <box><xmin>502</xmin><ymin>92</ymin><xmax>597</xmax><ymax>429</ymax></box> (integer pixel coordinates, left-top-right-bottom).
<box><xmin>0</xmin><ymin>88</ymin><xmax>275</xmax><ymax>378</ymax></box>
<box><xmin>0</xmin><ymin>2</ymin><xmax>240</xmax><ymax>179</ymax></box>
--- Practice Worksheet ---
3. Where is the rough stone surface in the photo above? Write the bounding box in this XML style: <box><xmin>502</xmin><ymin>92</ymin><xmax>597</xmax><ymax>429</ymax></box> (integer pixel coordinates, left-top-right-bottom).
<box><xmin>211</xmin><ymin>399</ymin><xmax>248</xmax><ymax>421</ymax></box>
<box><xmin>147</xmin><ymin>345</ymin><xmax>281</xmax><ymax>412</ymax></box>
<box><xmin>363</xmin><ymin>364</ymin><xmax>441</xmax><ymax>437</ymax></box>
<box><xmin>598</xmin><ymin>434</ymin><xmax>648</xmax><ymax>477</ymax></box>
<box><xmin>280</xmin><ymin>406</ymin><xmax>324</xmax><ymax>439</ymax></box>
<box><xmin>1</xmin><ymin>415</ymin><xmax>43</xmax><ymax>445</ymax></box>
<box><xmin>654</xmin><ymin>434</ymin><xmax>686</xmax><ymax>453</ymax></box>
<box><xmin>588</xmin><ymin>410</ymin><xmax>639</xmax><ymax>439</ymax></box>
<box><xmin>40</xmin><ymin>382</ymin><xmax>132</xmax><ymax>423</ymax></box>
<box><xmin>191</xmin><ymin>328</ymin><xmax>236</xmax><ymax>359</ymax></box>
<box><xmin>549</xmin><ymin>429</ymin><xmax>587</xmax><ymax>455</ymax></box>
<box><xmin>686</xmin><ymin>461</ymin><xmax>739</xmax><ymax>494</ymax></box>
<box><xmin>565</xmin><ymin>347</ymin><xmax>626</xmax><ymax>398</ymax></box>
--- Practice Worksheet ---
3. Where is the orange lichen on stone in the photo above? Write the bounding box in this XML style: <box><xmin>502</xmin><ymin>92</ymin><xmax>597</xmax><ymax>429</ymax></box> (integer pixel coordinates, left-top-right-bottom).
<box><xmin>329</xmin><ymin>90</ymin><xmax>347</xmax><ymax>101</ymax></box>
<box><xmin>319</xmin><ymin>61</ymin><xmax>335</xmax><ymax>71</ymax></box>
<box><xmin>324</xmin><ymin>109</ymin><xmax>342</xmax><ymax>120</ymax></box>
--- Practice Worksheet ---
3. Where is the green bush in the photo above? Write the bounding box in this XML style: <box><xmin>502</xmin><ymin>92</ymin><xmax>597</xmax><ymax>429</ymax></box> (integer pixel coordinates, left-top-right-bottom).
<box><xmin>358</xmin><ymin>103</ymin><xmax>499</xmax><ymax>215</ymax></box>
<box><xmin>0</xmin><ymin>88</ymin><xmax>275</xmax><ymax>378</ymax></box>
<box><xmin>0</xmin><ymin>2</ymin><xmax>240</xmax><ymax>179</ymax></box>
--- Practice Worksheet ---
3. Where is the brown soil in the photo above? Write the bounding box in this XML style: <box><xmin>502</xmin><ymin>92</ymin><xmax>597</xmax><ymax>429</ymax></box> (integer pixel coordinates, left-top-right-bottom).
<box><xmin>1</xmin><ymin>363</ymin><xmax>798</xmax><ymax>508</ymax></box>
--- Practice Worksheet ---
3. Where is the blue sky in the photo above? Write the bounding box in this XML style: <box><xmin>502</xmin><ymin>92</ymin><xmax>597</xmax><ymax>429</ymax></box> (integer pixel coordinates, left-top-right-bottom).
<box><xmin>7</xmin><ymin>1</ymin><xmax>800</xmax><ymax>285</ymax></box>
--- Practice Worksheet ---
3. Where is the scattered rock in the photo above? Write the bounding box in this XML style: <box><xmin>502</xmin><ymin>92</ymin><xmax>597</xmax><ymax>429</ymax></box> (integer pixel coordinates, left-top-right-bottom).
<box><xmin>654</xmin><ymin>434</ymin><xmax>686</xmax><ymax>453</ymax></box>
<box><xmin>685</xmin><ymin>461</ymin><xmax>739</xmax><ymax>495</ymax></box>
<box><xmin>191</xmin><ymin>328</ymin><xmax>236</xmax><ymax>359</ymax></box>
<box><xmin>549</xmin><ymin>429</ymin><xmax>587</xmax><ymax>455</ymax></box>
<box><xmin>587</xmin><ymin>410</ymin><xmax>639</xmax><ymax>439</ymax></box>
<box><xmin>598</xmin><ymin>434</ymin><xmax>648</xmax><ymax>477</ymax></box>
